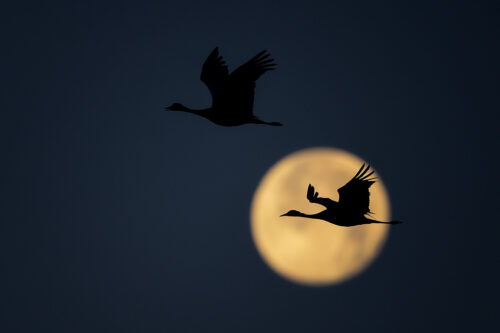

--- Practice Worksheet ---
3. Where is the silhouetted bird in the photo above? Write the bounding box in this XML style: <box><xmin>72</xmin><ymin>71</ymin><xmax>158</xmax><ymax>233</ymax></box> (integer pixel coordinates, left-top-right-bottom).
<box><xmin>281</xmin><ymin>164</ymin><xmax>402</xmax><ymax>226</ymax></box>
<box><xmin>166</xmin><ymin>47</ymin><xmax>282</xmax><ymax>126</ymax></box>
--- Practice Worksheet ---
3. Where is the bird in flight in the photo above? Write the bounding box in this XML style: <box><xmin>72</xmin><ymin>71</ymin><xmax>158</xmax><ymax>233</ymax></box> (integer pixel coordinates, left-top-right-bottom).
<box><xmin>165</xmin><ymin>47</ymin><xmax>282</xmax><ymax>126</ymax></box>
<box><xmin>281</xmin><ymin>164</ymin><xmax>402</xmax><ymax>226</ymax></box>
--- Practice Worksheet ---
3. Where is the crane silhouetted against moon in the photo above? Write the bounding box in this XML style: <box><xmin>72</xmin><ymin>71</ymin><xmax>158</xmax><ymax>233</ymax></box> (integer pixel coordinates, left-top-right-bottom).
<box><xmin>281</xmin><ymin>164</ymin><xmax>403</xmax><ymax>226</ymax></box>
<box><xmin>166</xmin><ymin>47</ymin><xmax>282</xmax><ymax>126</ymax></box>
<box><xmin>251</xmin><ymin>148</ymin><xmax>396</xmax><ymax>286</ymax></box>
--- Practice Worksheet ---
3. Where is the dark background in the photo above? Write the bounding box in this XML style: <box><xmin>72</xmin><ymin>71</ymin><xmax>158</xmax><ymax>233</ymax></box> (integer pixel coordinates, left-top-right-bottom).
<box><xmin>1</xmin><ymin>1</ymin><xmax>498</xmax><ymax>332</ymax></box>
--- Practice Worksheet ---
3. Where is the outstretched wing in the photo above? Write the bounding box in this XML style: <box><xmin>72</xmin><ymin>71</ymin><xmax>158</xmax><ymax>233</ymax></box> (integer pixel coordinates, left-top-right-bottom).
<box><xmin>228</xmin><ymin>50</ymin><xmax>276</xmax><ymax>115</ymax></box>
<box><xmin>307</xmin><ymin>184</ymin><xmax>337</xmax><ymax>208</ymax></box>
<box><xmin>337</xmin><ymin>164</ymin><xmax>376</xmax><ymax>216</ymax></box>
<box><xmin>200</xmin><ymin>47</ymin><xmax>229</xmax><ymax>108</ymax></box>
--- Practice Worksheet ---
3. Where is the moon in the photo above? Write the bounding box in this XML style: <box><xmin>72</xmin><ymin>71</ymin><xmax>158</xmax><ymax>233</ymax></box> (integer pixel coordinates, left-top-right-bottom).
<box><xmin>250</xmin><ymin>148</ymin><xmax>392</xmax><ymax>286</ymax></box>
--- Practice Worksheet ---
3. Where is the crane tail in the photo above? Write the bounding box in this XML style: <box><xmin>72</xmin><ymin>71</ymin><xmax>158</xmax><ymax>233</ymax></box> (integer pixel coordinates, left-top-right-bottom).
<box><xmin>252</xmin><ymin>118</ymin><xmax>283</xmax><ymax>126</ymax></box>
<box><xmin>266</xmin><ymin>121</ymin><xmax>283</xmax><ymax>126</ymax></box>
<box><xmin>365</xmin><ymin>218</ymin><xmax>403</xmax><ymax>225</ymax></box>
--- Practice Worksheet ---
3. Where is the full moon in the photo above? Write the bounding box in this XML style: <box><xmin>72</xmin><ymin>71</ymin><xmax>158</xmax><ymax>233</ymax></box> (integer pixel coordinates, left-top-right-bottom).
<box><xmin>250</xmin><ymin>148</ymin><xmax>391</xmax><ymax>286</ymax></box>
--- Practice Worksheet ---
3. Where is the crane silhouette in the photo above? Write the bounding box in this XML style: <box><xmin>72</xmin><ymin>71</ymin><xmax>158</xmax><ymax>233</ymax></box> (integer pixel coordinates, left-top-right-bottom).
<box><xmin>165</xmin><ymin>47</ymin><xmax>282</xmax><ymax>126</ymax></box>
<box><xmin>281</xmin><ymin>164</ymin><xmax>402</xmax><ymax>226</ymax></box>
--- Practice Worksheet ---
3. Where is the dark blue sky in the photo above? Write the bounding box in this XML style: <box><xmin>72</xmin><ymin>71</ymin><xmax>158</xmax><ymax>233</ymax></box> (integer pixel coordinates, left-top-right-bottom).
<box><xmin>1</xmin><ymin>1</ymin><xmax>498</xmax><ymax>332</ymax></box>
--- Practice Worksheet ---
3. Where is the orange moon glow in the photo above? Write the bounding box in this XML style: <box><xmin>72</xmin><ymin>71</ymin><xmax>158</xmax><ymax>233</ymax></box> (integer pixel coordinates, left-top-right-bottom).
<box><xmin>250</xmin><ymin>148</ymin><xmax>391</xmax><ymax>286</ymax></box>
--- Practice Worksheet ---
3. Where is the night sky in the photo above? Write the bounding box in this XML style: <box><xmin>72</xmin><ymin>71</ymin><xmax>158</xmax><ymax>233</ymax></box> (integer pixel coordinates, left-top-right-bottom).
<box><xmin>1</xmin><ymin>1</ymin><xmax>498</xmax><ymax>332</ymax></box>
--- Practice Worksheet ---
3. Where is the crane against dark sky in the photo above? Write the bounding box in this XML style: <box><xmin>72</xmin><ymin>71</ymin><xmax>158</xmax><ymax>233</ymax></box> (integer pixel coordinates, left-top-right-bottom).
<box><xmin>166</xmin><ymin>47</ymin><xmax>282</xmax><ymax>126</ymax></box>
<box><xmin>281</xmin><ymin>164</ymin><xmax>403</xmax><ymax>226</ymax></box>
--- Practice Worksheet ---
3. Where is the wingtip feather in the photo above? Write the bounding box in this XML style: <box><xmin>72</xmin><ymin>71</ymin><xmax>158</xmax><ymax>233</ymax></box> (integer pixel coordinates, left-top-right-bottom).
<box><xmin>360</xmin><ymin>170</ymin><xmax>375</xmax><ymax>180</ymax></box>
<box><xmin>353</xmin><ymin>164</ymin><xmax>366</xmax><ymax>179</ymax></box>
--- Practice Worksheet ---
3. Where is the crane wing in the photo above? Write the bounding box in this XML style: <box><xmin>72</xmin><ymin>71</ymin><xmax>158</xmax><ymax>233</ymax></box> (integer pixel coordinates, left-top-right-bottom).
<box><xmin>307</xmin><ymin>184</ymin><xmax>337</xmax><ymax>208</ymax></box>
<box><xmin>337</xmin><ymin>164</ymin><xmax>376</xmax><ymax>216</ymax></box>
<box><xmin>228</xmin><ymin>50</ymin><xmax>276</xmax><ymax>115</ymax></box>
<box><xmin>200</xmin><ymin>47</ymin><xmax>229</xmax><ymax>108</ymax></box>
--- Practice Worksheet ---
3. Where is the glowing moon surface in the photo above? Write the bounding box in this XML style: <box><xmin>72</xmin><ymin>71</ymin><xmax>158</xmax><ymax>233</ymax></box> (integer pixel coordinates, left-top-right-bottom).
<box><xmin>250</xmin><ymin>148</ymin><xmax>391</xmax><ymax>286</ymax></box>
